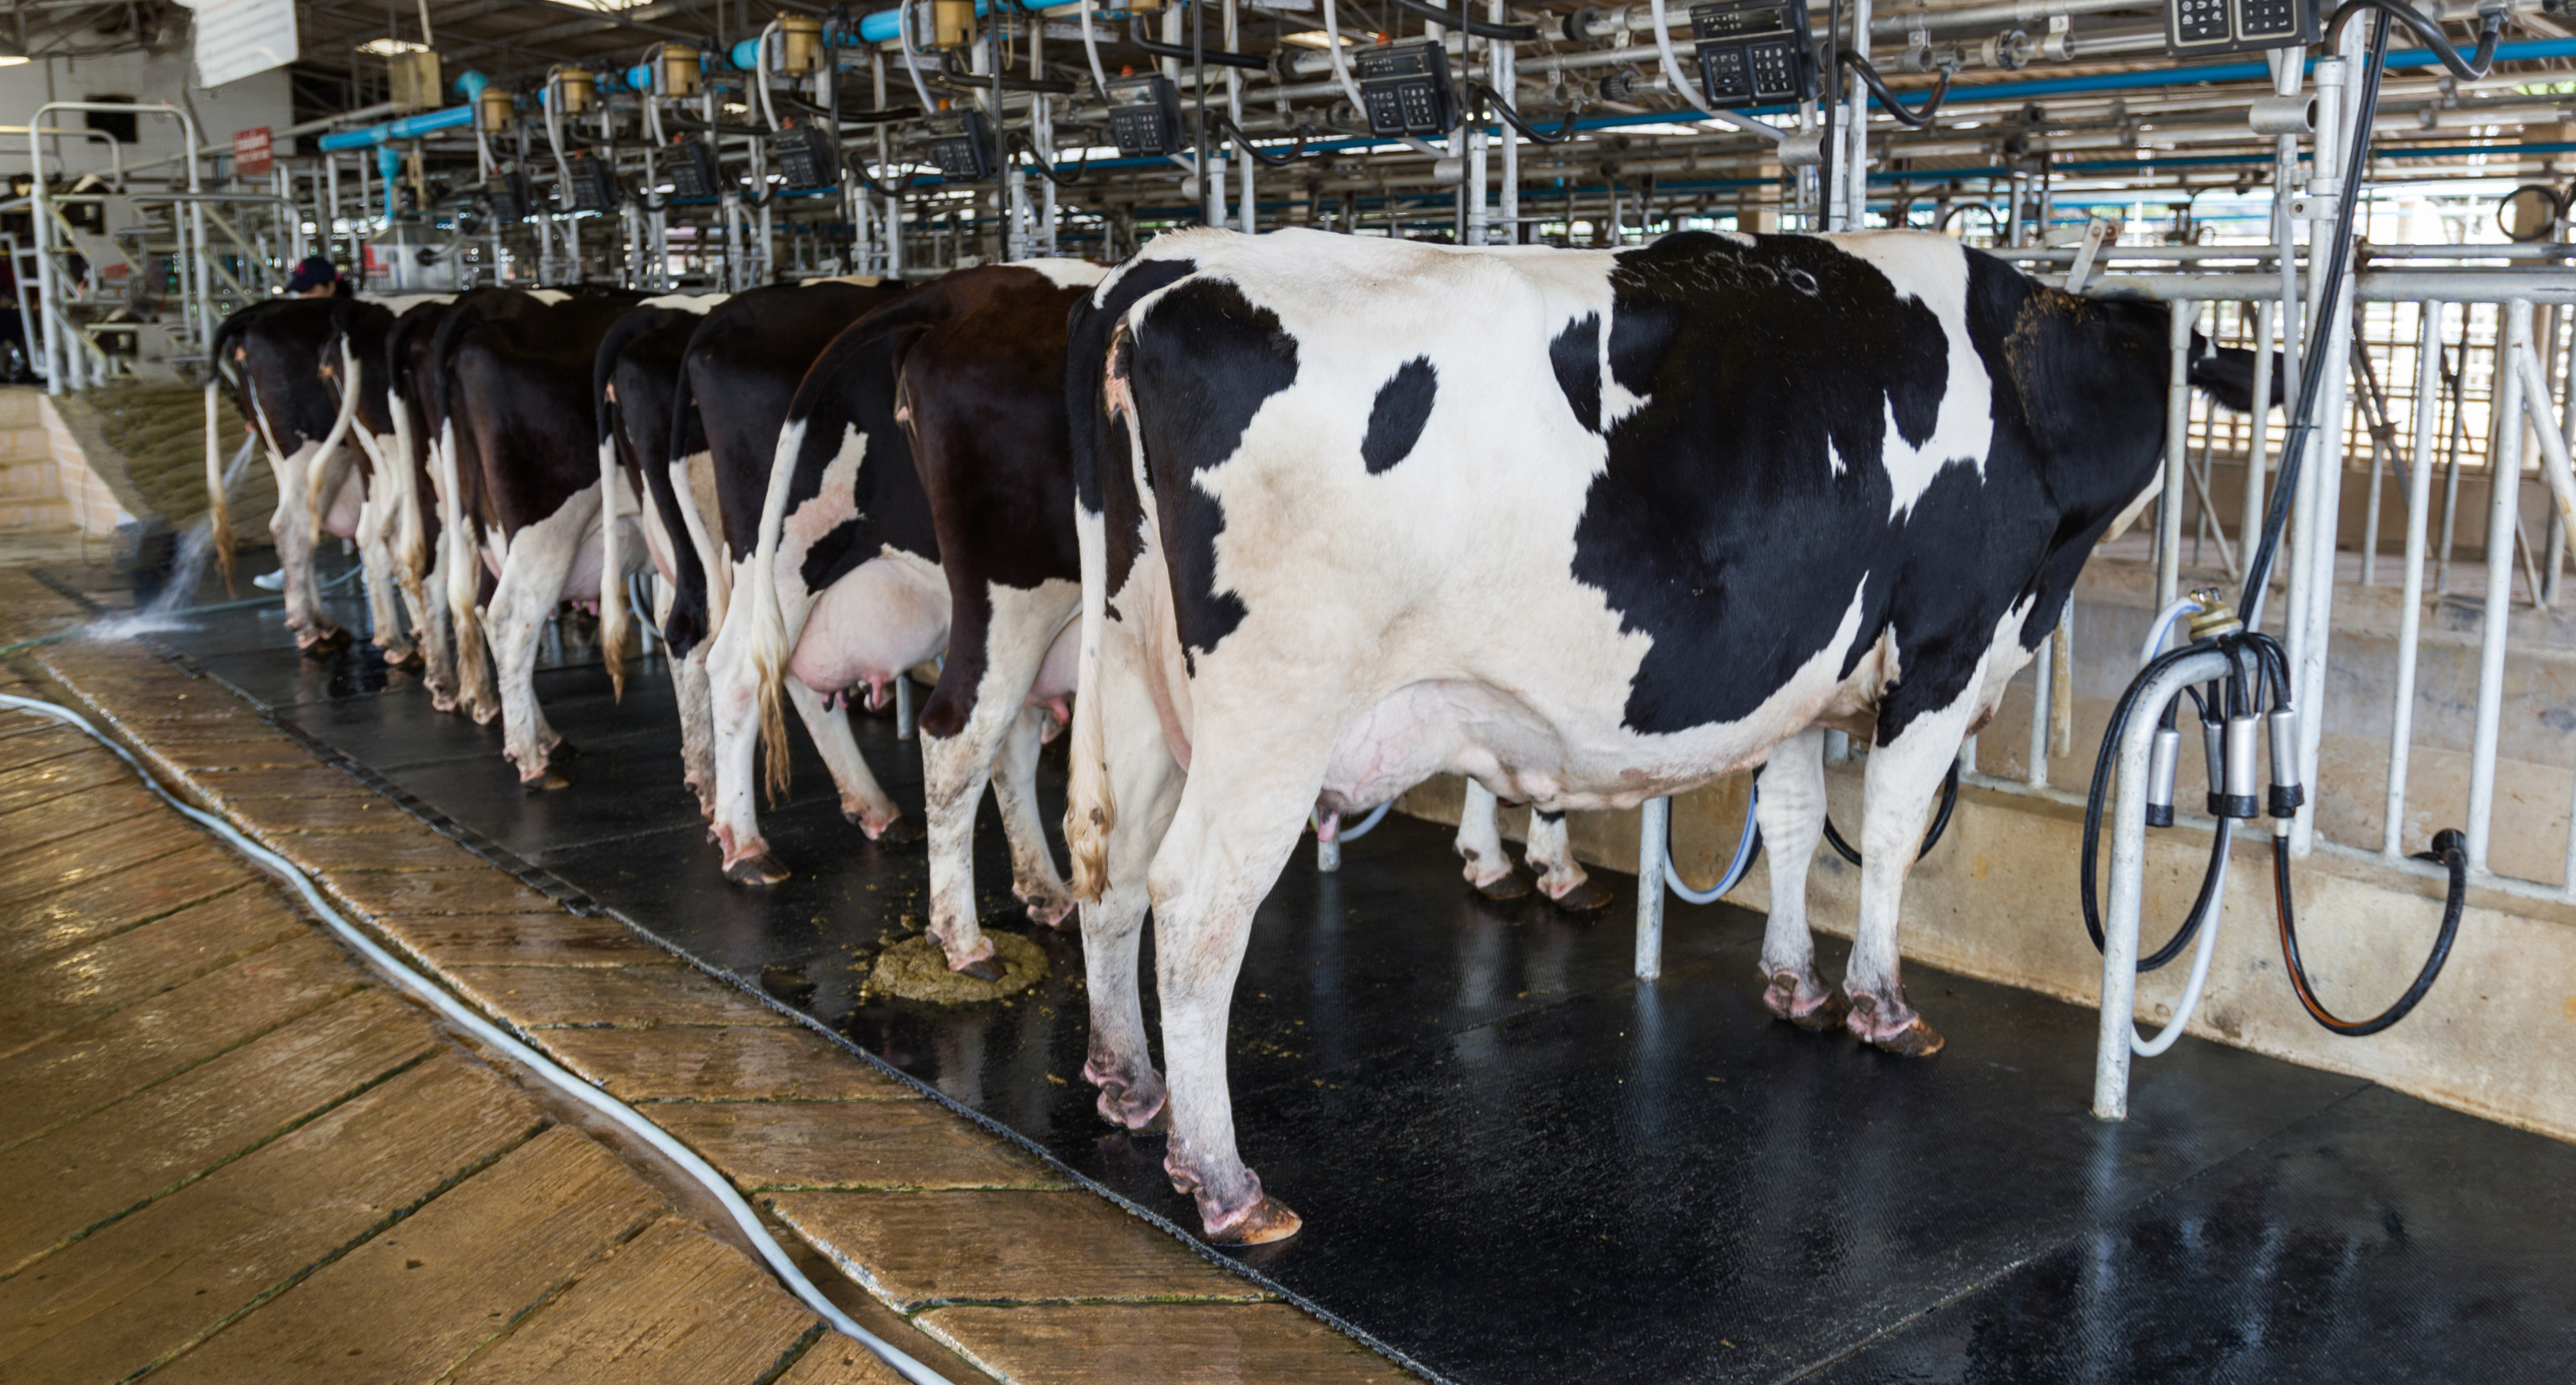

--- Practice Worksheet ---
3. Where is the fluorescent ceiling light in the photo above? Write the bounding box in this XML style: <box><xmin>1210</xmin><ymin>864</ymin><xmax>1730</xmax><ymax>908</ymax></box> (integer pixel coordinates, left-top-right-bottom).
<box><xmin>357</xmin><ymin>38</ymin><xmax>430</xmax><ymax>55</ymax></box>
<box><xmin>1279</xmin><ymin>30</ymin><xmax>1355</xmax><ymax>48</ymax></box>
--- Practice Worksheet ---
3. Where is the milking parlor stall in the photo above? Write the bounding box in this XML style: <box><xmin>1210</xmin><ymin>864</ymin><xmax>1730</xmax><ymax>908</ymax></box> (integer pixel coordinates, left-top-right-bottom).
<box><xmin>9</xmin><ymin>0</ymin><xmax>2576</xmax><ymax>1378</ymax></box>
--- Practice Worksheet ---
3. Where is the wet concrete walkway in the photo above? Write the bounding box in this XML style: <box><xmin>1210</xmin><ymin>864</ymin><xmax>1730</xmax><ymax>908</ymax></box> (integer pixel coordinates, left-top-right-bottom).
<box><xmin>23</xmin><ymin>552</ymin><xmax>2576</xmax><ymax>1384</ymax></box>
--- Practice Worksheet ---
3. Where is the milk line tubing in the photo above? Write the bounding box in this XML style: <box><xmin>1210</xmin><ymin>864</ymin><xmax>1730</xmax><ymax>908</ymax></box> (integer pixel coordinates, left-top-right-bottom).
<box><xmin>2081</xmin><ymin>0</ymin><xmax>2496</xmax><ymax>1039</ymax></box>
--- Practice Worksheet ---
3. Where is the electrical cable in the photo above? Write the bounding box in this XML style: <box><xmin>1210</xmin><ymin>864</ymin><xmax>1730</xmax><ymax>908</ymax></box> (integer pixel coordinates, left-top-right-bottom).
<box><xmin>0</xmin><ymin>686</ymin><xmax>956</xmax><ymax>1385</ymax></box>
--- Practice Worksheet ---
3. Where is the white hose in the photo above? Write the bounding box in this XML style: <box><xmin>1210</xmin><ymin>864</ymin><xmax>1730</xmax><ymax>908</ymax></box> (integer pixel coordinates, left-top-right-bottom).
<box><xmin>2130</xmin><ymin>843</ymin><xmax>2227</xmax><ymax>1057</ymax></box>
<box><xmin>0</xmin><ymin>688</ymin><xmax>951</xmax><ymax>1385</ymax></box>
<box><xmin>2140</xmin><ymin>595</ymin><xmax>2204</xmax><ymax>666</ymax></box>
<box><xmin>1659</xmin><ymin>785</ymin><xmax>1761</xmax><ymax>906</ymax></box>
<box><xmin>1332</xmin><ymin>799</ymin><xmax>1393</xmax><ymax>843</ymax></box>
<box><xmin>2125</xmin><ymin>591</ymin><xmax>2226</xmax><ymax>1056</ymax></box>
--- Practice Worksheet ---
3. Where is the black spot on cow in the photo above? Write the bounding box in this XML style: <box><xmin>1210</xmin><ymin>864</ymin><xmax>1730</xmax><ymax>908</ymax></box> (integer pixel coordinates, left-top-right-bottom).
<box><xmin>1567</xmin><ymin>233</ymin><xmax>2175</xmax><ymax>746</ymax></box>
<box><xmin>1361</xmin><ymin>357</ymin><xmax>1437</xmax><ymax>474</ymax></box>
<box><xmin>1130</xmin><ymin>277</ymin><xmax>1299</xmax><ymax>670</ymax></box>
<box><xmin>1549</xmin><ymin>313</ymin><xmax>1601</xmax><ymax>434</ymax></box>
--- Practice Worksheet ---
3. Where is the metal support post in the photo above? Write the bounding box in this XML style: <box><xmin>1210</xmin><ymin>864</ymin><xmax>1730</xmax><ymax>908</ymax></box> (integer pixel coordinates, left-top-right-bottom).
<box><xmin>2095</xmin><ymin>645</ymin><xmax>2237</xmax><ymax>1119</ymax></box>
<box><xmin>1635</xmin><ymin>796</ymin><xmax>1668</xmax><ymax>981</ymax></box>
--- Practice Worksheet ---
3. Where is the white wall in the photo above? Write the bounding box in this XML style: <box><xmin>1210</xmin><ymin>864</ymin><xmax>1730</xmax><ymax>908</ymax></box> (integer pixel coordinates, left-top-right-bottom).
<box><xmin>0</xmin><ymin>46</ymin><xmax>293</xmax><ymax>181</ymax></box>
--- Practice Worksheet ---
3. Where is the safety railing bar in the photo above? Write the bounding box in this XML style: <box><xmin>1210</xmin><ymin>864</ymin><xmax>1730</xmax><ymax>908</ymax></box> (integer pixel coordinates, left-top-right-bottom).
<box><xmin>2463</xmin><ymin>298</ymin><xmax>2530</xmax><ymax>872</ymax></box>
<box><xmin>2384</xmin><ymin>303</ymin><xmax>2444</xmax><ymax>860</ymax></box>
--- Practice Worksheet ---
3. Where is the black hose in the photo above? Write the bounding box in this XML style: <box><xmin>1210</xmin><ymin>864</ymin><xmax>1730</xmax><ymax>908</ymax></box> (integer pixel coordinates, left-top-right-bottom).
<box><xmin>1465</xmin><ymin>81</ymin><xmax>1576</xmax><ymax>145</ymax></box>
<box><xmin>2325</xmin><ymin>0</ymin><xmax>2503</xmax><ymax>81</ymax></box>
<box><xmin>1821</xmin><ymin>759</ymin><xmax>1960</xmax><ymax>866</ymax></box>
<box><xmin>1391</xmin><ymin>0</ymin><xmax>1540</xmax><ymax>41</ymax></box>
<box><xmin>1214</xmin><ymin>116</ymin><xmax>1308</xmax><ymax>166</ymax></box>
<box><xmin>1837</xmin><ymin>49</ymin><xmax>1951</xmax><ymax>131</ymax></box>
<box><xmin>2276</xmin><ymin>829</ymin><xmax>2466</xmax><ymax>1034</ymax></box>
<box><xmin>1011</xmin><ymin>130</ymin><xmax>1092</xmax><ymax>184</ymax></box>
<box><xmin>2073</xmin><ymin>9</ymin><xmax>2475</xmax><ymax>1042</ymax></box>
<box><xmin>1128</xmin><ymin>17</ymin><xmax>1268</xmax><ymax>69</ymax></box>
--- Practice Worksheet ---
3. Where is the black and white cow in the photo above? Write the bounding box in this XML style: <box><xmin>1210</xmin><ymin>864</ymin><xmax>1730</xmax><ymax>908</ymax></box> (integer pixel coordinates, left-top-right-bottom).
<box><xmin>432</xmin><ymin>287</ymin><xmax>644</xmax><ymax>783</ymax></box>
<box><xmin>619</xmin><ymin>279</ymin><xmax>911</xmax><ymax>866</ymax></box>
<box><xmin>1062</xmin><ymin>228</ymin><xmax>2257</xmax><ymax>1243</ymax></box>
<box><xmin>721</xmin><ymin>261</ymin><xmax>1102</xmax><ymax>975</ymax></box>
<box><xmin>594</xmin><ymin>293</ymin><xmax>728</xmax><ymax>811</ymax></box>
<box><xmin>376</xmin><ymin>299</ymin><xmax>467</xmax><ymax>707</ymax></box>
<box><xmin>206</xmin><ymin>294</ymin><xmax>443</xmax><ymax>659</ymax></box>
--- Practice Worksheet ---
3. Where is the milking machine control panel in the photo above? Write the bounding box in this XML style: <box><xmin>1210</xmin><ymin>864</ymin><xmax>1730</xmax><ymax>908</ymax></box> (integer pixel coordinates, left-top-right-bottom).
<box><xmin>1355</xmin><ymin>41</ymin><xmax>1459</xmax><ymax>138</ymax></box>
<box><xmin>485</xmin><ymin>171</ymin><xmax>532</xmax><ymax>222</ymax></box>
<box><xmin>560</xmin><ymin>150</ymin><xmax>620</xmax><ymax>212</ymax></box>
<box><xmin>1105</xmin><ymin>74</ymin><xmax>1187</xmax><ymax>158</ymax></box>
<box><xmin>2164</xmin><ymin>0</ymin><xmax>2317</xmax><ymax>56</ymax></box>
<box><xmin>926</xmin><ymin>111</ymin><xmax>996</xmax><ymax>181</ymax></box>
<box><xmin>1690</xmin><ymin>1</ymin><xmax>1816</xmax><ymax>109</ymax></box>
<box><xmin>771</xmin><ymin>121</ymin><xmax>839</xmax><ymax>190</ymax></box>
<box><xmin>665</xmin><ymin>137</ymin><xmax>724</xmax><ymax>199</ymax></box>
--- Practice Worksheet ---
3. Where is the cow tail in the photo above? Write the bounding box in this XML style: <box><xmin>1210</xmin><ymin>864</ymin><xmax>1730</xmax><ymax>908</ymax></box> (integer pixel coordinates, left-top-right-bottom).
<box><xmin>307</xmin><ymin>338</ymin><xmax>363</xmax><ymax>545</ymax></box>
<box><xmin>598</xmin><ymin>438</ymin><xmax>631</xmax><ymax>703</ymax></box>
<box><xmin>746</xmin><ymin>473</ymin><xmax>795</xmax><ymax>806</ymax></box>
<box><xmin>1065</xmin><ymin>324</ymin><xmax>1136</xmax><ymax>903</ymax></box>
<box><xmin>203</xmin><ymin>378</ymin><xmax>235</xmax><ymax>592</ymax></box>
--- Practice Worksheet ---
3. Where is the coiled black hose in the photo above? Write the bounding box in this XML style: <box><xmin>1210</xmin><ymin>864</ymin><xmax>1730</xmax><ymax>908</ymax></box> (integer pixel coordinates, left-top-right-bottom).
<box><xmin>1821</xmin><ymin>760</ymin><xmax>1961</xmax><ymax>866</ymax></box>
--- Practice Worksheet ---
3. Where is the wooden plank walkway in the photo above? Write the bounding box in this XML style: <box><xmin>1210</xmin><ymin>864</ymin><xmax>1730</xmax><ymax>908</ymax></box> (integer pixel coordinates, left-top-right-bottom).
<box><xmin>0</xmin><ymin>567</ymin><xmax>1414</xmax><ymax>1385</ymax></box>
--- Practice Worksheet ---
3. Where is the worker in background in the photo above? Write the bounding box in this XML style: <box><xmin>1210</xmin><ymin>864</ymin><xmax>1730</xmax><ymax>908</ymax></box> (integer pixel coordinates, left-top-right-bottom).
<box><xmin>286</xmin><ymin>255</ymin><xmax>348</xmax><ymax>299</ymax></box>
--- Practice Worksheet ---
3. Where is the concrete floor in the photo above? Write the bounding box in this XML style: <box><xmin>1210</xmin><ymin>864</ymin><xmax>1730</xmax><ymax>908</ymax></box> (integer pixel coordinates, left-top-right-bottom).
<box><xmin>67</xmin><ymin>552</ymin><xmax>2576</xmax><ymax>1385</ymax></box>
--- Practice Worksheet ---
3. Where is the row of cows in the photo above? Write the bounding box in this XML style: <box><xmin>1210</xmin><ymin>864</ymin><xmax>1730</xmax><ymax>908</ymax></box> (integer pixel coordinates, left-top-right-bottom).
<box><xmin>207</xmin><ymin>229</ymin><xmax>2258</xmax><ymax>1244</ymax></box>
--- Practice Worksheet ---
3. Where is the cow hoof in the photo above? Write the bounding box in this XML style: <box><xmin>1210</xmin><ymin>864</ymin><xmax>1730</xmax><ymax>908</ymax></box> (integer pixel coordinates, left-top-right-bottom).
<box><xmin>1472</xmin><ymin>871</ymin><xmax>1533</xmax><ymax>901</ymax></box>
<box><xmin>382</xmin><ymin>646</ymin><xmax>424</xmax><ymax>672</ymax></box>
<box><xmin>952</xmin><ymin>953</ymin><xmax>1006</xmax><ymax>982</ymax></box>
<box><xmin>1544</xmin><ymin>877</ymin><xmax>1616</xmax><ymax>912</ymax></box>
<box><xmin>298</xmin><ymin>628</ymin><xmax>351</xmax><ymax>659</ymax></box>
<box><xmin>1765</xmin><ymin>972</ymin><xmax>1848</xmax><ymax>1031</ymax></box>
<box><xmin>859</xmin><ymin>812</ymin><xmax>924</xmax><ymax>845</ymax></box>
<box><xmin>1022</xmin><ymin>894</ymin><xmax>1077</xmax><ymax>930</ymax></box>
<box><xmin>1205</xmin><ymin>1195</ymin><xmax>1303</xmax><ymax>1246</ymax></box>
<box><xmin>725</xmin><ymin>854</ymin><xmax>793</xmax><ymax>886</ymax></box>
<box><xmin>522</xmin><ymin>768</ymin><xmax>573</xmax><ymax>793</ymax></box>
<box><xmin>1847</xmin><ymin>994</ymin><xmax>1945</xmax><ymax>1057</ymax></box>
<box><xmin>430</xmin><ymin>693</ymin><xmax>460</xmax><ymax>714</ymax></box>
<box><xmin>549</xmin><ymin>739</ymin><xmax>581</xmax><ymax>762</ymax></box>
<box><xmin>1865</xmin><ymin>1017</ymin><xmax>1946</xmax><ymax>1058</ymax></box>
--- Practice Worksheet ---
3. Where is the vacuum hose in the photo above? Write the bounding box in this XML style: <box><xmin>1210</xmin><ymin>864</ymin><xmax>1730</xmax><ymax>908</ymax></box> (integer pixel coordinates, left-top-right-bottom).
<box><xmin>2081</xmin><ymin>2</ymin><xmax>2496</xmax><ymax>1039</ymax></box>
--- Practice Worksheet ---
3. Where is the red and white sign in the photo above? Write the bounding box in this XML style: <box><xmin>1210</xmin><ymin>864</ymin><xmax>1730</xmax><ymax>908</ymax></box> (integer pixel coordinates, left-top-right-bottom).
<box><xmin>232</xmin><ymin>126</ymin><xmax>272</xmax><ymax>177</ymax></box>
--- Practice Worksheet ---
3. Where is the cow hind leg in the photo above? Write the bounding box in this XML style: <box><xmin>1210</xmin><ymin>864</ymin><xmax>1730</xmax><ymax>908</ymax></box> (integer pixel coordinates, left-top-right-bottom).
<box><xmin>675</xmin><ymin>646</ymin><xmax>718</xmax><ymax>821</ymax></box>
<box><xmin>996</xmin><ymin>705</ymin><xmax>1073</xmax><ymax>928</ymax></box>
<box><xmin>355</xmin><ymin>491</ymin><xmax>418</xmax><ymax>667</ymax></box>
<box><xmin>1842</xmin><ymin>692</ymin><xmax>1982</xmax><ymax>1058</ymax></box>
<box><xmin>484</xmin><ymin>501</ymin><xmax>596</xmax><ymax>789</ymax></box>
<box><xmin>786</xmin><ymin>680</ymin><xmax>912</xmax><ymax>844</ymax></box>
<box><xmin>1079</xmin><ymin>617</ymin><xmax>1188</xmax><ymax>1137</ymax></box>
<box><xmin>1527</xmin><ymin>809</ymin><xmax>1611</xmax><ymax>912</ymax></box>
<box><xmin>1755</xmin><ymin>727</ymin><xmax>1842</xmax><ymax>1030</ymax></box>
<box><xmin>1453</xmin><ymin>779</ymin><xmax>1529</xmax><ymax>899</ymax></box>
<box><xmin>1150</xmin><ymin>750</ymin><xmax>1323</xmax><ymax>1246</ymax></box>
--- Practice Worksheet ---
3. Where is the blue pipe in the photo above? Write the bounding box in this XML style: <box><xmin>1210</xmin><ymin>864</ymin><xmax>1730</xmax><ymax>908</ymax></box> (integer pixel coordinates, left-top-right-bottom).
<box><xmin>317</xmin><ymin>104</ymin><xmax>477</xmax><ymax>151</ymax></box>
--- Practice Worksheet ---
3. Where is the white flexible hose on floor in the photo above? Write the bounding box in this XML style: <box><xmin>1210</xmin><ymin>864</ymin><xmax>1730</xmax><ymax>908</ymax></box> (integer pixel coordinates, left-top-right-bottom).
<box><xmin>0</xmin><ymin>688</ymin><xmax>950</xmax><ymax>1385</ymax></box>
